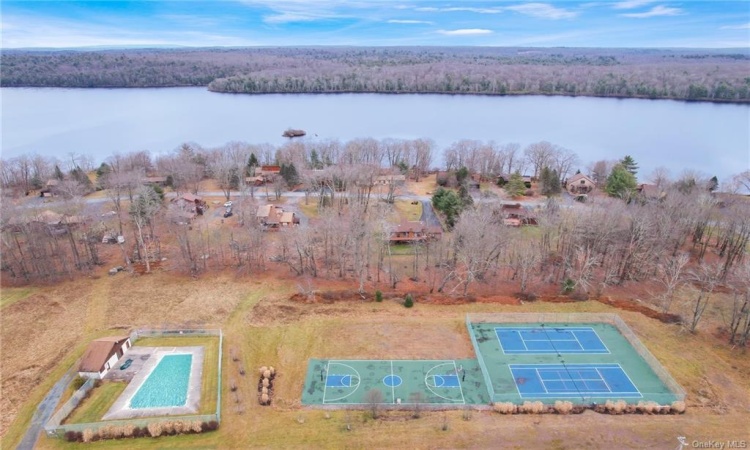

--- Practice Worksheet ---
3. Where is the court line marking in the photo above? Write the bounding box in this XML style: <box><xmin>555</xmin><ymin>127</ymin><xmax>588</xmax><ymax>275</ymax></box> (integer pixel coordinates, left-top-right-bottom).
<box><xmin>424</xmin><ymin>362</ymin><xmax>464</xmax><ymax>403</ymax></box>
<box><xmin>322</xmin><ymin>361</ymin><xmax>329</xmax><ymax>403</ymax></box>
<box><xmin>452</xmin><ymin>360</ymin><xmax>466</xmax><ymax>404</ymax></box>
<box><xmin>510</xmin><ymin>364</ymin><xmax>642</xmax><ymax>398</ymax></box>
<box><xmin>533</xmin><ymin>368</ymin><xmax>549</xmax><ymax>393</ymax></box>
<box><xmin>322</xmin><ymin>362</ymin><xmax>362</xmax><ymax>403</ymax></box>
<box><xmin>390</xmin><ymin>360</ymin><xmax>395</xmax><ymax>404</ymax></box>
<box><xmin>495</xmin><ymin>327</ymin><xmax>610</xmax><ymax>354</ymax></box>
<box><xmin>595</xmin><ymin>368</ymin><xmax>613</xmax><ymax>393</ymax></box>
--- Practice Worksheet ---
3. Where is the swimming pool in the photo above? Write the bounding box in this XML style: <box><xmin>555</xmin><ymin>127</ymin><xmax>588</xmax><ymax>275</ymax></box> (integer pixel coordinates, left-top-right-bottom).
<box><xmin>129</xmin><ymin>354</ymin><xmax>192</xmax><ymax>409</ymax></box>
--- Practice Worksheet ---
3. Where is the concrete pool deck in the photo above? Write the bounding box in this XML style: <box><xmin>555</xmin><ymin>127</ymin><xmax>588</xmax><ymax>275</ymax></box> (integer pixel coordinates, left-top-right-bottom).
<box><xmin>102</xmin><ymin>346</ymin><xmax>204</xmax><ymax>420</ymax></box>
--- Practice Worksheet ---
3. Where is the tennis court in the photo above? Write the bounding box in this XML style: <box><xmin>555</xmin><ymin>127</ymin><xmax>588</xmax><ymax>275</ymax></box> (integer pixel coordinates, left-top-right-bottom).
<box><xmin>302</xmin><ymin>359</ymin><xmax>491</xmax><ymax>406</ymax></box>
<box><xmin>496</xmin><ymin>326</ymin><xmax>609</xmax><ymax>354</ymax></box>
<box><xmin>469</xmin><ymin>319</ymin><xmax>681</xmax><ymax>404</ymax></box>
<box><xmin>509</xmin><ymin>363</ymin><xmax>641</xmax><ymax>398</ymax></box>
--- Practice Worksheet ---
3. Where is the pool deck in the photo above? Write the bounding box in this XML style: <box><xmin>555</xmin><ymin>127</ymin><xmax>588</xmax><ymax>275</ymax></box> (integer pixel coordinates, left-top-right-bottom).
<box><xmin>102</xmin><ymin>346</ymin><xmax>204</xmax><ymax>420</ymax></box>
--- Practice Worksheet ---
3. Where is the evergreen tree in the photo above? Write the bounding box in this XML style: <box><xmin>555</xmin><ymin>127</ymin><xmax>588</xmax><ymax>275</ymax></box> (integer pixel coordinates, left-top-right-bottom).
<box><xmin>539</xmin><ymin>167</ymin><xmax>561</xmax><ymax>196</ymax></box>
<box><xmin>310</xmin><ymin>149</ymin><xmax>322</xmax><ymax>169</ymax></box>
<box><xmin>54</xmin><ymin>165</ymin><xmax>64</xmax><ymax>180</ymax></box>
<box><xmin>458</xmin><ymin>184</ymin><xmax>474</xmax><ymax>208</ymax></box>
<box><xmin>431</xmin><ymin>187</ymin><xmax>462</xmax><ymax>229</ymax></box>
<box><xmin>708</xmin><ymin>176</ymin><xmax>719</xmax><ymax>192</ymax></box>
<box><xmin>620</xmin><ymin>155</ymin><xmax>639</xmax><ymax>177</ymax></box>
<box><xmin>605</xmin><ymin>164</ymin><xmax>637</xmax><ymax>198</ymax></box>
<box><xmin>246</xmin><ymin>153</ymin><xmax>259</xmax><ymax>176</ymax></box>
<box><xmin>456</xmin><ymin>166</ymin><xmax>469</xmax><ymax>185</ymax></box>
<box><xmin>280</xmin><ymin>163</ymin><xmax>299</xmax><ymax>186</ymax></box>
<box><xmin>506</xmin><ymin>171</ymin><xmax>527</xmax><ymax>197</ymax></box>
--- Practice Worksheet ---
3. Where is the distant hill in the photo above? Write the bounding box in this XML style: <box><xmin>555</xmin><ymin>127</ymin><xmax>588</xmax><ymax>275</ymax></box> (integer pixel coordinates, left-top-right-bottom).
<box><xmin>2</xmin><ymin>47</ymin><xmax>749</xmax><ymax>102</ymax></box>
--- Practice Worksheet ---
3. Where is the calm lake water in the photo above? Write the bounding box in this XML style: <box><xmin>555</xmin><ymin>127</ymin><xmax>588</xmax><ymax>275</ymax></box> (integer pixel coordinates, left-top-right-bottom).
<box><xmin>2</xmin><ymin>87</ymin><xmax>748</xmax><ymax>180</ymax></box>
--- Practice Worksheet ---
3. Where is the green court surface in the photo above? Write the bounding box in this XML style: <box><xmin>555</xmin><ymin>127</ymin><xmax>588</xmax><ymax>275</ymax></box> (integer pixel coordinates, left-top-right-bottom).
<box><xmin>302</xmin><ymin>359</ymin><xmax>491</xmax><ymax>405</ymax></box>
<box><xmin>469</xmin><ymin>322</ymin><xmax>678</xmax><ymax>404</ymax></box>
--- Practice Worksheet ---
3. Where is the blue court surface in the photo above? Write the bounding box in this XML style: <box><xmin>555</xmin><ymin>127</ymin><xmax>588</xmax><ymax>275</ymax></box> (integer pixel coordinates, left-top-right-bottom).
<box><xmin>496</xmin><ymin>327</ymin><xmax>609</xmax><ymax>354</ymax></box>
<box><xmin>326</xmin><ymin>374</ymin><xmax>353</xmax><ymax>388</ymax></box>
<box><xmin>431</xmin><ymin>374</ymin><xmax>461</xmax><ymax>388</ymax></box>
<box><xmin>510</xmin><ymin>364</ymin><xmax>641</xmax><ymax>398</ymax></box>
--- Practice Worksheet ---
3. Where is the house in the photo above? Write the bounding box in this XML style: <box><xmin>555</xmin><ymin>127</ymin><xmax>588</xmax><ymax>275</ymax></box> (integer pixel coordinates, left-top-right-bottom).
<box><xmin>498</xmin><ymin>203</ymin><xmax>538</xmax><ymax>227</ymax></box>
<box><xmin>259</xmin><ymin>166</ymin><xmax>281</xmax><ymax>182</ymax></box>
<box><xmin>389</xmin><ymin>220</ymin><xmax>442</xmax><ymax>243</ymax></box>
<box><xmin>2</xmin><ymin>210</ymin><xmax>88</xmax><ymax>233</ymax></box>
<box><xmin>636</xmin><ymin>183</ymin><xmax>665</xmax><ymax>201</ymax></box>
<box><xmin>279</xmin><ymin>211</ymin><xmax>299</xmax><ymax>227</ymax></box>
<box><xmin>245</xmin><ymin>176</ymin><xmax>264</xmax><ymax>186</ymax></box>
<box><xmin>171</xmin><ymin>193</ymin><xmax>206</xmax><ymax>215</ymax></box>
<box><xmin>78</xmin><ymin>336</ymin><xmax>132</xmax><ymax>379</ymax></box>
<box><xmin>40</xmin><ymin>179</ymin><xmax>60</xmax><ymax>197</ymax></box>
<box><xmin>375</xmin><ymin>175</ymin><xmax>406</xmax><ymax>186</ymax></box>
<box><xmin>257</xmin><ymin>204</ymin><xmax>297</xmax><ymax>230</ymax></box>
<box><xmin>566</xmin><ymin>173</ymin><xmax>596</xmax><ymax>194</ymax></box>
<box><xmin>141</xmin><ymin>176</ymin><xmax>167</xmax><ymax>186</ymax></box>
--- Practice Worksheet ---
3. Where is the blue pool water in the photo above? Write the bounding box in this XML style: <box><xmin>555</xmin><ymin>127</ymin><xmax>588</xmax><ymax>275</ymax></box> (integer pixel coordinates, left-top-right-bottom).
<box><xmin>129</xmin><ymin>354</ymin><xmax>192</xmax><ymax>409</ymax></box>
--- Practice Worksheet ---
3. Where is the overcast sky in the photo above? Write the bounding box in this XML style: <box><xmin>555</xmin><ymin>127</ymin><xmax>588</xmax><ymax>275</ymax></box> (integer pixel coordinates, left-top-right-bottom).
<box><xmin>2</xmin><ymin>0</ymin><xmax>749</xmax><ymax>49</ymax></box>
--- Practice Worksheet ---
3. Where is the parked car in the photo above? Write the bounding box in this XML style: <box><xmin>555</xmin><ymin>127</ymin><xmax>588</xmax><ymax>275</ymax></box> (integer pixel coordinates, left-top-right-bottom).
<box><xmin>223</xmin><ymin>211</ymin><xmax>233</xmax><ymax>218</ymax></box>
<box><xmin>120</xmin><ymin>359</ymin><xmax>133</xmax><ymax>370</ymax></box>
<box><xmin>224</xmin><ymin>201</ymin><xmax>233</xmax><ymax>207</ymax></box>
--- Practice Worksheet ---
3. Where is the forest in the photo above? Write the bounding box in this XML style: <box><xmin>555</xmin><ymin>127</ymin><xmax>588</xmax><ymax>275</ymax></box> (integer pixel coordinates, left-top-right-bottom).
<box><xmin>2</xmin><ymin>138</ymin><xmax>749</xmax><ymax>348</ymax></box>
<box><xmin>2</xmin><ymin>47</ymin><xmax>750</xmax><ymax>102</ymax></box>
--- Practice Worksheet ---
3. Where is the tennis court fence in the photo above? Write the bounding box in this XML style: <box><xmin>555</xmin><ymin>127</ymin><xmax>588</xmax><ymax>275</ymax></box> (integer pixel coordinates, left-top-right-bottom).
<box><xmin>466</xmin><ymin>313</ymin><xmax>685</xmax><ymax>404</ymax></box>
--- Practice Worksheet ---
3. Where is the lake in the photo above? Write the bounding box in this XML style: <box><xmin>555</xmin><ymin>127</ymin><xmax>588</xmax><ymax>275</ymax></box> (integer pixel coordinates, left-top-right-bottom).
<box><xmin>2</xmin><ymin>87</ymin><xmax>748</xmax><ymax>181</ymax></box>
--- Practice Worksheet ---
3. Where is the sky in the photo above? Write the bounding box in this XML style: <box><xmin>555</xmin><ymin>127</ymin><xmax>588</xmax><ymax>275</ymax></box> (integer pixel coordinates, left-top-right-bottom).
<box><xmin>1</xmin><ymin>0</ymin><xmax>749</xmax><ymax>49</ymax></box>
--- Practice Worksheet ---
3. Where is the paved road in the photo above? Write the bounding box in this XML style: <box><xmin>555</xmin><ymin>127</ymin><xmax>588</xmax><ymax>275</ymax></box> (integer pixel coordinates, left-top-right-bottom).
<box><xmin>17</xmin><ymin>369</ymin><xmax>76</xmax><ymax>450</ymax></box>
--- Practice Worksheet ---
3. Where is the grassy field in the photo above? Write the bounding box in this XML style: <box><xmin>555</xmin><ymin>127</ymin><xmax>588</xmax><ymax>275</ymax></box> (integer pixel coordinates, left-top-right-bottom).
<box><xmin>63</xmin><ymin>382</ymin><xmax>127</xmax><ymax>424</ymax></box>
<box><xmin>297</xmin><ymin>200</ymin><xmax>320</xmax><ymax>220</ymax></box>
<box><xmin>0</xmin><ymin>287</ymin><xmax>36</xmax><ymax>309</ymax></box>
<box><xmin>393</xmin><ymin>199</ymin><xmax>423</xmax><ymax>222</ymax></box>
<box><xmin>2</xmin><ymin>272</ymin><xmax>750</xmax><ymax>449</ymax></box>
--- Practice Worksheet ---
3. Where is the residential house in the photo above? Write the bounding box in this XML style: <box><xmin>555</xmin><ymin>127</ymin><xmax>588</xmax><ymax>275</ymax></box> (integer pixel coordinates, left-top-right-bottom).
<box><xmin>389</xmin><ymin>220</ymin><xmax>443</xmax><ymax>243</ymax></box>
<box><xmin>141</xmin><ymin>176</ymin><xmax>167</xmax><ymax>186</ymax></box>
<box><xmin>256</xmin><ymin>204</ymin><xmax>299</xmax><ymax>230</ymax></box>
<box><xmin>40</xmin><ymin>179</ymin><xmax>60</xmax><ymax>197</ymax></box>
<box><xmin>498</xmin><ymin>203</ymin><xmax>538</xmax><ymax>227</ymax></box>
<box><xmin>279</xmin><ymin>211</ymin><xmax>299</xmax><ymax>227</ymax></box>
<box><xmin>375</xmin><ymin>175</ymin><xmax>406</xmax><ymax>186</ymax></box>
<box><xmin>78</xmin><ymin>336</ymin><xmax>132</xmax><ymax>379</ymax></box>
<box><xmin>2</xmin><ymin>210</ymin><xmax>88</xmax><ymax>233</ymax></box>
<box><xmin>566</xmin><ymin>173</ymin><xmax>596</xmax><ymax>194</ymax></box>
<box><xmin>245</xmin><ymin>176</ymin><xmax>264</xmax><ymax>186</ymax></box>
<box><xmin>636</xmin><ymin>183</ymin><xmax>665</xmax><ymax>201</ymax></box>
<box><xmin>259</xmin><ymin>165</ymin><xmax>281</xmax><ymax>182</ymax></box>
<box><xmin>171</xmin><ymin>193</ymin><xmax>206</xmax><ymax>215</ymax></box>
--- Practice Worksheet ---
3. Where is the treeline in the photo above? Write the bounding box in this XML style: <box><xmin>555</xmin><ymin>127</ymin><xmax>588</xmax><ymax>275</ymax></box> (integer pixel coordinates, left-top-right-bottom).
<box><xmin>2</xmin><ymin>47</ymin><xmax>749</xmax><ymax>102</ymax></box>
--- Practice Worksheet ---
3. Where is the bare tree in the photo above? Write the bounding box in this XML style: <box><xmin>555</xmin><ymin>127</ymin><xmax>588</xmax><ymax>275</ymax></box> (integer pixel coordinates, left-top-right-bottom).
<box><xmin>655</xmin><ymin>253</ymin><xmax>689</xmax><ymax>313</ymax></box>
<box><xmin>364</xmin><ymin>389</ymin><xmax>384</xmax><ymax>419</ymax></box>
<box><xmin>685</xmin><ymin>262</ymin><xmax>723</xmax><ymax>333</ymax></box>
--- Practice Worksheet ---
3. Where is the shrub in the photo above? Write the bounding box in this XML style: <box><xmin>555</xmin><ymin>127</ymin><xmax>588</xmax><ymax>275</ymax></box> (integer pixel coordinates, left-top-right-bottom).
<box><xmin>554</xmin><ymin>401</ymin><xmax>574</xmax><ymax>414</ymax></box>
<box><xmin>262</xmin><ymin>386</ymin><xmax>269</xmax><ymax>395</ymax></box>
<box><xmin>82</xmin><ymin>429</ymin><xmax>95</xmax><ymax>443</ymax></box>
<box><xmin>262</xmin><ymin>378</ymin><xmax>270</xmax><ymax>388</ymax></box>
<box><xmin>561</xmin><ymin>278</ymin><xmax>575</xmax><ymax>294</ymax></box>
<box><xmin>71</xmin><ymin>376</ymin><xmax>87</xmax><ymax>390</ymax></box>
<box><xmin>403</xmin><ymin>294</ymin><xmax>414</xmax><ymax>308</ymax></box>
<box><xmin>605</xmin><ymin>400</ymin><xmax>627</xmax><ymax>414</ymax></box>
<box><xmin>492</xmin><ymin>402</ymin><xmax>516</xmax><ymax>414</ymax></box>
<box><xmin>520</xmin><ymin>401</ymin><xmax>545</xmax><ymax>413</ymax></box>
<box><xmin>269</xmin><ymin>366</ymin><xmax>276</xmax><ymax>376</ymax></box>
<box><xmin>192</xmin><ymin>421</ymin><xmax>203</xmax><ymax>433</ymax></box>
<box><xmin>375</xmin><ymin>290</ymin><xmax>383</xmax><ymax>302</ymax></box>
<box><xmin>259</xmin><ymin>366</ymin><xmax>268</xmax><ymax>375</ymax></box>
<box><xmin>263</xmin><ymin>369</ymin><xmax>271</xmax><ymax>379</ymax></box>
<box><xmin>147</xmin><ymin>422</ymin><xmax>163</xmax><ymax>437</ymax></box>
<box><xmin>201</xmin><ymin>421</ymin><xmax>219</xmax><ymax>432</ymax></box>
<box><xmin>636</xmin><ymin>401</ymin><xmax>660</xmax><ymax>414</ymax></box>
<box><xmin>261</xmin><ymin>393</ymin><xmax>270</xmax><ymax>405</ymax></box>
<box><xmin>671</xmin><ymin>401</ymin><xmax>686</xmax><ymax>414</ymax></box>
<box><xmin>122</xmin><ymin>425</ymin><xmax>135</xmax><ymax>438</ymax></box>
<box><xmin>64</xmin><ymin>431</ymin><xmax>80</xmax><ymax>442</ymax></box>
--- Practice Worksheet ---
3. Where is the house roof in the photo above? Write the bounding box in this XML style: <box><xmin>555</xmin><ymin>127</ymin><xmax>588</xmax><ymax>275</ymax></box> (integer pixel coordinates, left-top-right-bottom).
<box><xmin>567</xmin><ymin>173</ymin><xmax>595</xmax><ymax>185</ymax></box>
<box><xmin>260</xmin><ymin>165</ymin><xmax>281</xmax><ymax>173</ymax></box>
<box><xmin>46</xmin><ymin>179</ymin><xmax>60</xmax><ymax>187</ymax></box>
<box><xmin>78</xmin><ymin>336</ymin><xmax>129</xmax><ymax>373</ymax></box>
<box><xmin>280</xmin><ymin>212</ymin><xmax>295</xmax><ymax>223</ymax></box>
<box><xmin>256</xmin><ymin>204</ymin><xmax>273</xmax><ymax>218</ymax></box>
<box><xmin>179</xmin><ymin>193</ymin><xmax>202</xmax><ymax>202</ymax></box>
<box><xmin>266</xmin><ymin>207</ymin><xmax>281</xmax><ymax>225</ymax></box>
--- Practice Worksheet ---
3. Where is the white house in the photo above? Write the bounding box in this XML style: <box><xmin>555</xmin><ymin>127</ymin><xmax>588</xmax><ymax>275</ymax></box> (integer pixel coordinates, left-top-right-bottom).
<box><xmin>78</xmin><ymin>336</ymin><xmax>131</xmax><ymax>379</ymax></box>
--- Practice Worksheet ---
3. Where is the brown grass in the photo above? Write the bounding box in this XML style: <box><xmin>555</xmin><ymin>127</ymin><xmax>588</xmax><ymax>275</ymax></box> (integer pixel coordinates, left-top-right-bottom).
<box><xmin>2</xmin><ymin>271</ymin><xmax>750</xmax><ymax>449</ymax></box>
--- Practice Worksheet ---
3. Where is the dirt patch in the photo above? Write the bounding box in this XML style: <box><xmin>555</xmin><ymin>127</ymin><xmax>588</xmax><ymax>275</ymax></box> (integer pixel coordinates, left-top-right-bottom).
<box><xmin>594</xmin><ymin>296</ymin><xmax>681</xmax><ymax>324</ymax></box>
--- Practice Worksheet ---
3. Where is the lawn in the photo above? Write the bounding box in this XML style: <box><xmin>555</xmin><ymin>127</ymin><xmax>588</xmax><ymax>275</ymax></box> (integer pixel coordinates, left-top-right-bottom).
<box><xmin>393</xmin><ymin>199</ymin><xmax>423</xmax><ymax>222</ymax></box>
<box><xmin>133</xmin><ymin>336</ymin><xmax>221</xmax><ymax>415</ymax></box>
<box><xmin>63</xmin><ymin>382</ymin><xmax>127</xmax><ymax>424</ymax></box>
<box><xmin>297</xmin><ymin>200</ymin><xmax>320</xmax><ymax>220</ymax></box>
<box><xmin>0</xmin><ymin>287</ymin><xmax>36</xmax><ymax>309</ymax></box>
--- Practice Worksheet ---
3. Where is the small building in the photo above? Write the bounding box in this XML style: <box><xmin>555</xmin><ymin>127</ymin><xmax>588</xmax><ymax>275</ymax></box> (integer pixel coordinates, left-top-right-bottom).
<box><xmin>78</xmin><ymin>336</ymin><xmax>132</xmax><ymax>379</ymax></box>
<box><xmin>40</xmin><ymin>179</ymin><xmax>60</xmax><ymax>197</ymax></box>
<box><xmin>279</xmin><ymin>211</ymin><xmax>299</xmax><ymax>227</ymax></box>
<box><xmin>566</xmin><ymin>173</ymin><xmax>596</xmax><ymax>194</ymax></box>
<box><xmin>141</xmin><ymin>176</ymin><xmax>167</xmax><ymax>186</ymax></box>
<box><xmin>172</xmin><ymin>193</ymin><xmax>206</xmax><ymax>215</ymax></box>
<box><xmin>375</xmin><ymin>175</ymin><xmax>406</xmax><ymax>186</ymax></box>
<box><xmin>389</xmin><ymin>220</ymin><xmax>442</xmax><ymax>243</ymax></box>
<box><xmin>498</xmin><ymin>203</ymin><xmax>538</xmax><ymax>227</ymax></box>
<box><xmin>259</xmin><ymin>166</ymin><xmax>281</xmax><ymax>182</ymax></box>
<box><xmin>245</xmin><ymin>176</ymin><xmax>264</xmax><ymax>186</ymax></box>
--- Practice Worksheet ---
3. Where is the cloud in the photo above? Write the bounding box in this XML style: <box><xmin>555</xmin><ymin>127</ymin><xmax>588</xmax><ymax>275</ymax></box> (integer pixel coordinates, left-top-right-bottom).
<box><xmin>437</xmin><ymin>28</ymin><xmax>493</xmax><ymax>36</ymax></box>
<box><xmin>505</xmin><ymin>3</ymin><xmax>578</xmax><ymax>20</ymax></box>
<box><xmin>621</xmin><ymin>5</ymin><xmax>684</xmax><ymax>18</ymax></box>
<box><xmin>612</xmin><ymin>0</ymin><xmax>657</xmax><ymax>9</ymax></box>
<box><xmin>415</xmin><ymin>6</ymin><xmax>502</xmax><ymax>14</ymax></box>
<box><xmin>720</xmin><ymin>22</ymin><xmax>750</xmax><ymax>30</ymax></box>
<box><xmin>387</xmin><ymin>19</ymin><xmax>432</xmax><ymax>25</ymax></box>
